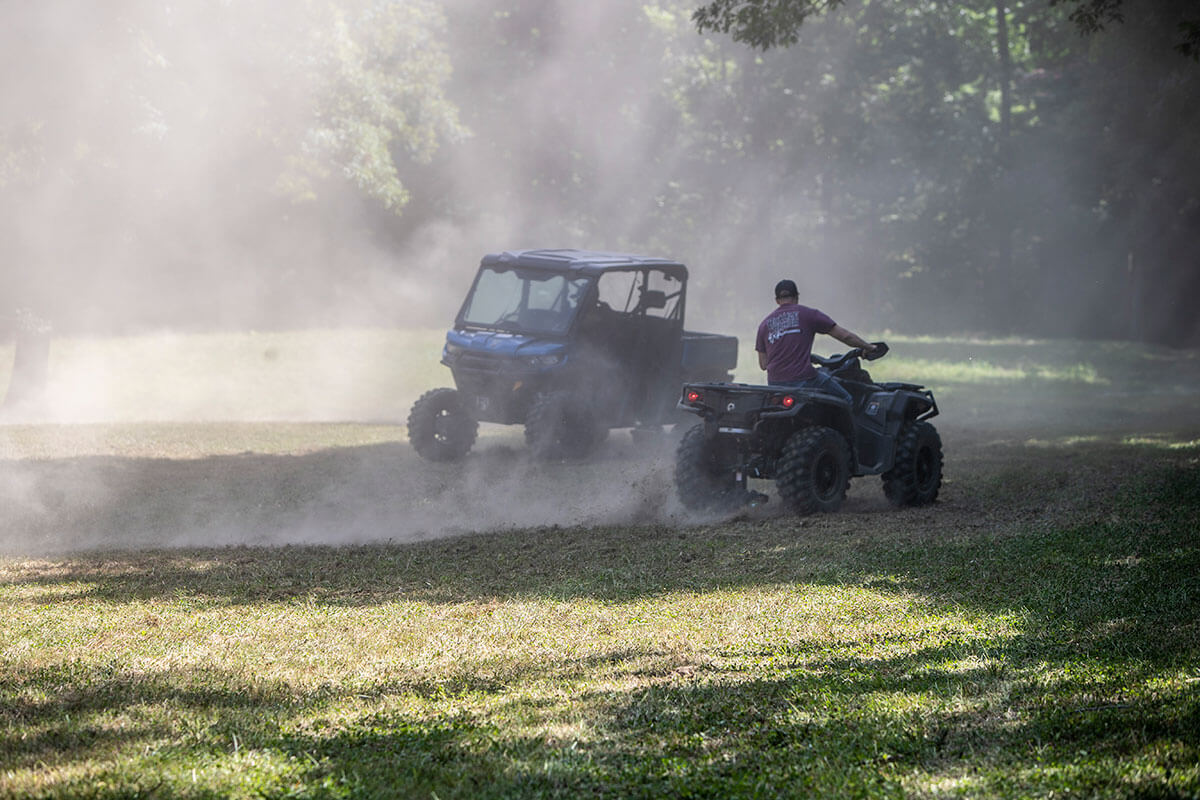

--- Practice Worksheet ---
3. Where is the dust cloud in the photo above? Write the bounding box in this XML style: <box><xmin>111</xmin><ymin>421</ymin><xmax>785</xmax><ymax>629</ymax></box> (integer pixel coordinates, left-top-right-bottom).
<box><xmin>0</xmin><ymin>430</ymin><xmax>693</xmax><ymax>555</ymax></box>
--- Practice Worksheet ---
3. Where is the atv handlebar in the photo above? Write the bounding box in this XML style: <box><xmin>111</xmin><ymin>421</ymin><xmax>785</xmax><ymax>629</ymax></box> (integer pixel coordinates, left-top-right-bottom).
<box><xmin>811</xmin><ymin>341</ymin><xmax>888</xmax><ymax>369</ymax></box>
<box><xmin>863</xmin><ymin>341</ymin><xmax>888</xmax><ymax>361</ymax></box>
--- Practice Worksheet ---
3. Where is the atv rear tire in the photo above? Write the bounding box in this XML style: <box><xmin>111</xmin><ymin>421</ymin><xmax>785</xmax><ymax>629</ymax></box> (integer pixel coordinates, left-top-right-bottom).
<box><xmin>882</xmin><ymin>421</ymin><xmax>943</xmax><ymax>507</ymax></box>
<box><xmin>525</xmin><ymin>391</ymin><xmax>605</xmax><ymax>460</ymax></box>
<box><xmin>407</xmin><ymin>388</ymin><xmax>478</xmax><ymax>462</ymax></box>
<box><xmin>775</xmin><ymin>425</ymin><xmax>851</xmax><ymax>515</ymax></box>
<box><xmin>674</xmin><ymin>423</ymin><xmax>744</xmax><ymax>513</ymax></box>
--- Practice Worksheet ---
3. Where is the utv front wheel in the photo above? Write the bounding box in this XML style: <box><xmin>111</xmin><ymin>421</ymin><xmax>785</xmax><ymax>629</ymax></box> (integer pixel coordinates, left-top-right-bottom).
<box><xmin>407</xmin><ymin>388</ymin><xmax>478</xmax><ymax>462</ymax></box>
<box><xmin>776</xmin><ymin>426</ymin><xmax>851</xmax><ymax>515</ymax></box>
<box><xmin>525</xmin><ymin>392</ymin><xmax>605</xmax><ymax>460</ymax></box>
<box><xmin>674</xmin><ymin>423</ymin><xmax>743</xmax><ymax>513</ymax></box>
<box><xmin>882</xmin><ymin>421</ymin><xmax>943</xmax><ymax>507</ymax></box>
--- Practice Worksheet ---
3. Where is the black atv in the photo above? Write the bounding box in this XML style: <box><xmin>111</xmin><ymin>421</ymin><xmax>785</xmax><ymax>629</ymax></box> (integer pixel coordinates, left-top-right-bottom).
<box><xmin>674</xmin><ymin>343</ymin><xmax>942</xmax><ymax>515</ymax></box>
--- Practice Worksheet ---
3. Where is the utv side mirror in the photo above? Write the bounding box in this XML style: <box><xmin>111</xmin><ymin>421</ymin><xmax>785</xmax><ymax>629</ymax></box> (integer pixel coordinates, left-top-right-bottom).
<box><xmin>637</xmin><ymin>289</ymin><xmax>667</xmax><ymax>312</ymax></box>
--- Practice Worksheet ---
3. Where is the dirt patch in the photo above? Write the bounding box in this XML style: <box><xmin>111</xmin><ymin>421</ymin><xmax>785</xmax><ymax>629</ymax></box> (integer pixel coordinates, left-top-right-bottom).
<box><xmin>2</xmin><ymin>406</ymin><xmax>1197</xmax><ymax>555</ymax></box>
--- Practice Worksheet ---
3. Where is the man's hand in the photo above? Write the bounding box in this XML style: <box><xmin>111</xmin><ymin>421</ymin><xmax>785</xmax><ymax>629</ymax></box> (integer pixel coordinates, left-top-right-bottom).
<box><xmin>828</xmin><ymin>324</ymin><xmax>874</xmax><ymax>353</ymax></box>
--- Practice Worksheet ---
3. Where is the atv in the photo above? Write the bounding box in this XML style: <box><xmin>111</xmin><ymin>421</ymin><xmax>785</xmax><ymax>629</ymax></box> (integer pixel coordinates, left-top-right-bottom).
<box><xmin>674</xmin><ymin>343</ymin><xmax>943</xmax><ymax>514</ymax></box>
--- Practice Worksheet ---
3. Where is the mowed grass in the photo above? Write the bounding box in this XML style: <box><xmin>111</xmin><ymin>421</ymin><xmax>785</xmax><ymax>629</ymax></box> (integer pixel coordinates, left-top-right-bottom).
<box><xmin>2</xmin><ymin>331</ymin><xmax>1200</xmax><ymax>798</ymax></box>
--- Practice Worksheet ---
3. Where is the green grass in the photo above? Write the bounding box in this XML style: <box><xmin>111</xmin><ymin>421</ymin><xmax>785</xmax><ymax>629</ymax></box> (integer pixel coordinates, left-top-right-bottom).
<box><xmin>2</xmin><ymin>331</ymin><xmax>1200</xmax><ymax>798</ymax></box>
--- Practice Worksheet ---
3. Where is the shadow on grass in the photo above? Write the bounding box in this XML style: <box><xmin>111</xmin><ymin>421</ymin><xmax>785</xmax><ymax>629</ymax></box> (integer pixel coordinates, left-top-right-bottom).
<box><xmin>5</xmin><ymin>638</ymin><xmax>1197</xmax><ymax>799</ymax></box>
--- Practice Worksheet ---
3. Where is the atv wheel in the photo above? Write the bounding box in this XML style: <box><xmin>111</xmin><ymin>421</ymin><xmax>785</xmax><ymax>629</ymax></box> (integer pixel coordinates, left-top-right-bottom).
<box><xmin>775</xmin><ymin>425</ymin><xmax>851</xmax><ymax>515</ymax></box>
<box><xmin>407</xmin><ymin>388</ymin><xmax>478</xmax><ymax>462</ymax></box>
<box><xmin>882</xmin><ymin>421</ymin><xmax>943</xmax><ymax>507</ymax></box>
<box><xmin>525</xmin><ymin>391</ymin><xmax>605</xmax><ymax>460</ymax></box>
<box><xmin>674</xmin><ymin>423</ymin><xmax>744</xmax><ymax>513</ymax></box>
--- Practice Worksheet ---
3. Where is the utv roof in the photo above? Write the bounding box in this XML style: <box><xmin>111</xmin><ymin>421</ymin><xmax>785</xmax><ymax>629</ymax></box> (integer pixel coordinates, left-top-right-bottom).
<box><xmin>480</xmin><ymin>249</ymin><xmax>688</xmax><ymax>280</ymax></box>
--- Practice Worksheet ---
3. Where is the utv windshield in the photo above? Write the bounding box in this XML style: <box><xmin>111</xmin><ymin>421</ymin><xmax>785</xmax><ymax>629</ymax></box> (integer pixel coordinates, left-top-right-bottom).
<box><xmin>459</xmin><ymin>268</ymin><xmax>592</xmax><ymax>335</ymax></box>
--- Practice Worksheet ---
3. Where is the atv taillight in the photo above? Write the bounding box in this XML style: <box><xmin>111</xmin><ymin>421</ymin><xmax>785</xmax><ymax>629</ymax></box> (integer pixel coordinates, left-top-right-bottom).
<box><xmin>782</xmin><ymin>395</ymin><xmax>796</xmax><ymax>409</ymax></box>
<box><xmin>686</xmin><ymin>390</ymin><xmax>703</xmax><ymax>404</ymax></box>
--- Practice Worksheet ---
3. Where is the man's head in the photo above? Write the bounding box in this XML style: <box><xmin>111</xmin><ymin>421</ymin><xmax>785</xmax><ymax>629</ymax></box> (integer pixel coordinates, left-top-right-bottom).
<box><xmin>774</xmin><ymin>279</ymin><xmax>798</xmax><ymax>304</ymax></box>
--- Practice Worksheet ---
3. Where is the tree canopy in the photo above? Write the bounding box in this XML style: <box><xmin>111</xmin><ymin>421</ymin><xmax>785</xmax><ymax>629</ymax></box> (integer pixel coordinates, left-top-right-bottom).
<box><xmin>693</xmin><ymin>0</ymin><xmax>1200</xmax><ymax>57</ymax></box>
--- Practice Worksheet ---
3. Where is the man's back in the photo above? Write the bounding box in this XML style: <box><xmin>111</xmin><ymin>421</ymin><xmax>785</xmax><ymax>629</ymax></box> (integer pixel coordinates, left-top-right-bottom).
<box><xmin>755</xmin><ymin>303</ymin><xmax>836</xmax><ymax>384</ymax></box>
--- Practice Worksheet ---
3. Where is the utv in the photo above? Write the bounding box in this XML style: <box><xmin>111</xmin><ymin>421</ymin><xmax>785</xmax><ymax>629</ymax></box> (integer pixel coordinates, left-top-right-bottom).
<box><xmin>674</xmin><ymin>343</ymin><xmax>943</xmax><ymax>514</ymax></box>
<box><xmin>408</xmin><ymin>249</ymin><xmax>738</xmax><ymax>461</ymax></box>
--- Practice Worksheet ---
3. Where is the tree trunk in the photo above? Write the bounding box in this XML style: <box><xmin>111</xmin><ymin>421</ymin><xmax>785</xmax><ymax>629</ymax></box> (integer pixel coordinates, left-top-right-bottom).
<box><xmin>994</xmin><ymin>0</ymin><xmax>1015</xmax><ymax>324</ymax></box>
<box><xmin>2</xmin><ymin>312</ymin><xmax>52</xmax><ymax>413</ymax></box>
<box><xmin>1127</xmin><ymin>251</ymin><xmax>1143</xmax><ymax>341</ymax></box>
<box><xmin>995</xmin><ymin>0</ymin><xmax>1012</xmax><ymax>145</ymax></box>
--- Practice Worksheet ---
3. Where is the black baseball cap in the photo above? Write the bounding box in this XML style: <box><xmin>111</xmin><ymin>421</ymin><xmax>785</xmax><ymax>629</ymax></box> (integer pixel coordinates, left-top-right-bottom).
<box><xmin>774</xmin><ymin>279</ymin><xmax>798</xmax><ymax>299</ymax></box>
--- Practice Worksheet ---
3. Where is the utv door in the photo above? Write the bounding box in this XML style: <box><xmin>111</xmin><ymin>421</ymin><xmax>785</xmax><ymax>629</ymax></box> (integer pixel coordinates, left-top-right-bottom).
<box><xmin>575</xmin><ymin>267</ymin><xmax>685</xmax><ymax>427</ymax></box>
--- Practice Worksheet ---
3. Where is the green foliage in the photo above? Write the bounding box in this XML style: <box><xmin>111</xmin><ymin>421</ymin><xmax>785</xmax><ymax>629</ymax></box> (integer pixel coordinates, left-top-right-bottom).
<box><xmin>692</xmin><ymin>0</ymin><xmax>847</xmax><ymax>50</ymax></box>
<box><xmin>674</xmin><ymin>0</ymin><xmax>1200</xmax><ymax>343</ymax></box>
<box><xmin>0</xmin><ymin>1</ymin><xmax>462</xmax><ymax>210</ymax></box>
<box><xmin>287</xmin><ymin>0</ymin><xmax>466</xmax><ymax>211</ymax></box>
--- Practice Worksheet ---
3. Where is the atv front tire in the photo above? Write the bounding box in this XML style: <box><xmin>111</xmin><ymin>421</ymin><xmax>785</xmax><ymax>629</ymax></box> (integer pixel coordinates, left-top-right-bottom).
<box><xmin>674</xmin><ymin>423</ymin><xmax>744</xmax><ymax>513</ymax></box>
<box><xmin>775</xmin><ymin>425</ymin><xmax>851</xmax><ymax>515</ymax></box>
<box><xmin>407</xmin><ymin>388</ymin><xmax>478</xmax><ymax>462</ymax></box>
<box><xmin>525</xmin><ymin>391</ymin><xmax>605</xmax><ymax>460</ymax></box>
<box><xmin>882</xmin><ymin>421</ymin><xmax>943</xmax><ymax>507</ymax></box>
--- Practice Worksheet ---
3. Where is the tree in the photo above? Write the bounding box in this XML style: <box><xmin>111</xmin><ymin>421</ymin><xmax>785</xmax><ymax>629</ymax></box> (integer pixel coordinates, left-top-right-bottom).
<box><xmin>0</xmin><ymin>0</ymin><xmax>464</xmax><ymax>329</ymax></box>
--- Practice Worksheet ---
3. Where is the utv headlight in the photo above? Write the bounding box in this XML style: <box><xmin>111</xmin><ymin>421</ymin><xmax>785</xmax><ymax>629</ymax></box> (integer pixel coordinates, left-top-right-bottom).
<box><xmin>444</xmin><ymin>342</ymin><xmax>464</xmax><ymax>357</ymax></box>
<box><xmin>527</xmin><ymin>354</ymin><xmax>563</xmax><ymax>367</ymax></box>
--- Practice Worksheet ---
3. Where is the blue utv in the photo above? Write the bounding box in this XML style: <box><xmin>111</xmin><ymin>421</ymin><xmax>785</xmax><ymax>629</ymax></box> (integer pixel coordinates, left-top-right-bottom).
<box><xmin>408</xmin><ymin>249</ymin><xmax>738</xmax><ymax>461</ymax></box>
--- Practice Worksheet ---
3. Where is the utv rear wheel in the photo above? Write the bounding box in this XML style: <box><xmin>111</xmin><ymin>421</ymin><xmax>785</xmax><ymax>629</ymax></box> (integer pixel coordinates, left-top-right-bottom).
<box><xmin>776</xmin><ymin>426</ymin><xmax>851</xmax><ymax>515</ymax></box>
<box><xmin>674</xmin><ymin>423</ymin><xmax>743</xmax><ymax>513</ymax></box>
<box><xmin>883</xmin><ymin>421</ymin><xmax>943</xmax><ymax>507</ymax></box>
<box><xmin>525</xmin><ymin>392</ymin><xmax>605</xmax><ymax>460</ymax></box>
<box><xmin>407</xmin><ymin>388</ymin><xmax>478</xmax><ymax>462</ymax></box>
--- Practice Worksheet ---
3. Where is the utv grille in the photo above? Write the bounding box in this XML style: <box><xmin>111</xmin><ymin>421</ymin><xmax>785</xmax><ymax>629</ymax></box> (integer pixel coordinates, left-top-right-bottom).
<box><xmin>456</xmin><ymin>353</ymin><xmax>510</xmax><ymax>372</ymax></box>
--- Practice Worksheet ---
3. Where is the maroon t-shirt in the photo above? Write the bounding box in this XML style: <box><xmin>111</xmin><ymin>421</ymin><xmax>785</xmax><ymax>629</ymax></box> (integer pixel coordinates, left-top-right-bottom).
<box><xmin>755</xmin><ymin>303</ymin><xmax>836</xmax><ymax>384</ymax></box>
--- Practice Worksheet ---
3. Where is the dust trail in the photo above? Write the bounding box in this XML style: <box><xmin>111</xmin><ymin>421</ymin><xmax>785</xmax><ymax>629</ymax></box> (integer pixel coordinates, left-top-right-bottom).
<box><xmin>0</xmin><ymin>431</ymin><xmax>690</xmax><ymax>554</ymax></box>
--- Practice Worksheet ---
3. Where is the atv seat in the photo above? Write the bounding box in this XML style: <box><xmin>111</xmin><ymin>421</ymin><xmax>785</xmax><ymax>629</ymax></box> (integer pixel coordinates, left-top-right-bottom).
<box><xmin>838</xmin><ymin>379</ymin><xmax>878</xmax><ymax>412</ymax></box>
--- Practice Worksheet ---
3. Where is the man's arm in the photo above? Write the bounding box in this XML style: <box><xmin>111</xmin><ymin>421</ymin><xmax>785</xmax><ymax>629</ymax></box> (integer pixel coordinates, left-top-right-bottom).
<box><xmin>758</xmin><ymin>350</ymin><xmax>768</xmax><ymax>370</ymax></box>
<box><xmin>827</xmin><ymin>324</ymin><xmax>877</xmax><ymax>354</ymax></box>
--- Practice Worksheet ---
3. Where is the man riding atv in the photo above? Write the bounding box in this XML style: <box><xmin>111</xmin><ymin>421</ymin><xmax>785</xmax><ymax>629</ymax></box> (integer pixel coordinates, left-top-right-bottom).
<box><xmin>674</xmin><ymin>281</ymin><xmax>942</xmax><ymax>515</ymax></box>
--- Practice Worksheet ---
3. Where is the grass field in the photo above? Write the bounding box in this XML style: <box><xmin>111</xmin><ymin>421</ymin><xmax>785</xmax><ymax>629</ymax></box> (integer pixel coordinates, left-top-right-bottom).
<box><xmin>2</xmin><ymin>330</ymin><xmax>1199</xmax><ymax>798</ymax></box>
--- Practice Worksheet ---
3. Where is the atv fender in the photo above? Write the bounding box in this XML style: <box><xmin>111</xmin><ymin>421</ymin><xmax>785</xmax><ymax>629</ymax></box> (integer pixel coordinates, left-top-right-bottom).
<box><xmin>757</xmin><ymin>395</ymin><xmax>855</xmax><ymax>441</ymax></box>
